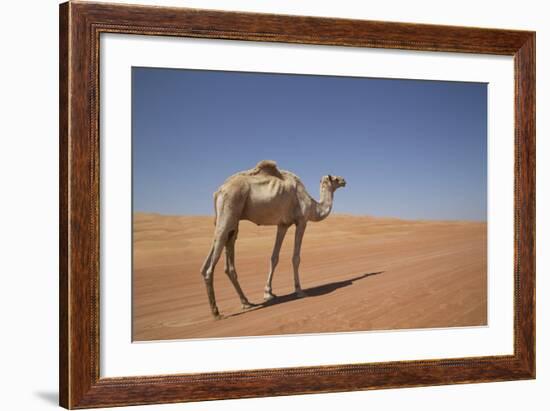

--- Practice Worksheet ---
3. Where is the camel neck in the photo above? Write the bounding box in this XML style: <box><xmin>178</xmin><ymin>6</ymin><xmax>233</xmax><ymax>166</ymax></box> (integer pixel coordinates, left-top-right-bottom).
<box><xmin>310</xmin><ymin>183</ymin><xmax>334</xmax><ymax>222</ymax></box>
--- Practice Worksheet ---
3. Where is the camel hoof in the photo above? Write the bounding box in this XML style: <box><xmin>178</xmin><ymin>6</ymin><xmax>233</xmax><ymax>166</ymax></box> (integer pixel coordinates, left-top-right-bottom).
<box><xmin>295</xmin><ymin>290</ymin><xmax>307</xmax><ymax>298</ymax></box>
<box><xmin>263</xmin><ymin>292</ymin><xmax>277</xmax><ymax>301</ymax></box>
<box><xmin>241</xmin><ymin>301</ymin><xmax>255</xmax><ymax>310</ymax></box>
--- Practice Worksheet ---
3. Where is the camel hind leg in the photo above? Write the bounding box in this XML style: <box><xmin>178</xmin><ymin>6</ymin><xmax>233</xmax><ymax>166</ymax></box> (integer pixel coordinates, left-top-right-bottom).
<box><xmin>224</xmin><ymin>228</ymin><xmax>253</xmax><ymax>309</ymax></box>
<box><xmin>200</xmin><ymin>190</ymin><xmax>242</xmax><ymax>319</ymax></box>
<box><xmin>200</xmin><ymin>232</ymin><xmax>227</xmax><ymax>319</ymax></box>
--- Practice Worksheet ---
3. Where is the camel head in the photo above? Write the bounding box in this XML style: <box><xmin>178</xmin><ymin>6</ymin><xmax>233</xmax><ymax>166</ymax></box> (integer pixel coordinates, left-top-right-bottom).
<box><xmin>321</xmin><ymin>175</ymin><xmax>347</xmax><ymax>191</ymax></box>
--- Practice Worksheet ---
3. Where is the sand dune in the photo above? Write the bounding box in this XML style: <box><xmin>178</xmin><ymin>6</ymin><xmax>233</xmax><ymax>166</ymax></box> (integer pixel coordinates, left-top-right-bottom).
<box><xmin>132</xmin><ymin>213</ymin><xmax>487</xmax><ymax>341</ymax></box>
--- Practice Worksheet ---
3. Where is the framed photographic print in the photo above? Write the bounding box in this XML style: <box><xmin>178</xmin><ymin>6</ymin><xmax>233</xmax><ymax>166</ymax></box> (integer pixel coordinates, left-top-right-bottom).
<box><xmin>59</xmin><ymin>1</ymin><xmax>535</xmax><ymax>409</ymax></box>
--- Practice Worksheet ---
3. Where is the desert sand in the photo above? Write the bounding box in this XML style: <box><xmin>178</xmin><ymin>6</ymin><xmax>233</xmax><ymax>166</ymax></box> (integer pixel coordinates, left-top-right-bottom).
<box><xmin>132</xmin><ymin>213</ymin><xmax>487</xmax><ymax>341</ymax></box>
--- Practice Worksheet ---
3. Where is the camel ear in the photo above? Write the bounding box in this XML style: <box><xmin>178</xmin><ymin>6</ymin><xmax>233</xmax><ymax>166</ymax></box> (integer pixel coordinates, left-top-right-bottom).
<box><xmin>328</xmin><ymin>175</ymin><xmax>333</xmax><ymax>182</ymax></box>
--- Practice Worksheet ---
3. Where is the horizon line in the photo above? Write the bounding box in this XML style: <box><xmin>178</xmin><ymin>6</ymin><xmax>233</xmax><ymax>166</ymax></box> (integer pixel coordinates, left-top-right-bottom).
<box><xmin>132</xmin><ymin>211</ymin><xmax>487</xmax><ymax>224</ymax></box>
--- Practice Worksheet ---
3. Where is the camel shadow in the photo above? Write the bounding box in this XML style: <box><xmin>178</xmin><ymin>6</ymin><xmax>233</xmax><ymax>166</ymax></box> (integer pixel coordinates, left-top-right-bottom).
<box><xmin>224</xmin><ymin>271</ymin><xmax>383</xmax><ymax>319</ymax></box>
<box><xmin>262</xmin><ymin>271</ymin><xmax>384</xmax><ymax>307</ymax></box>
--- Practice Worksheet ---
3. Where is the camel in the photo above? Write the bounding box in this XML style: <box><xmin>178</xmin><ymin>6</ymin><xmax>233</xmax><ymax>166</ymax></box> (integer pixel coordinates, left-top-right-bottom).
<box><xmin>200</xmin><ymin>160</ymin><xmax>346</xmax><ymax>319</ymax></box>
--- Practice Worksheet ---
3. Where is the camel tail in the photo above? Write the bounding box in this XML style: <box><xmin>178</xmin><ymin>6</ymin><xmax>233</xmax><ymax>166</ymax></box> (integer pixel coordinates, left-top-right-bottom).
<box><xmin>213</xmin><ymin>190</ymin><xmax>227</xmax><ymax>227</ymax></box>
<box><xmin>213</xmin><ymin>191</ymin><xmax>219</xmax><ymax>226</ymax></box>
<box><xmin>203</xmin><ymin>192</ymin><xmax>221</xmax><ymax>275</ymax></box>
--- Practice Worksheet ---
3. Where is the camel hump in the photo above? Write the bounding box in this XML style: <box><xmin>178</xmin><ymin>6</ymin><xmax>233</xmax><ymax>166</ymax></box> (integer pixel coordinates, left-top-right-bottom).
<box><xmin>255</xmin><ymin>160</ymin><xmax>278</xmax><ymax>170</ymax></box>
<box><xmin>252</xmin><ymin>160</ymin><xmax>282</xmax><ymax>178</ymax></box>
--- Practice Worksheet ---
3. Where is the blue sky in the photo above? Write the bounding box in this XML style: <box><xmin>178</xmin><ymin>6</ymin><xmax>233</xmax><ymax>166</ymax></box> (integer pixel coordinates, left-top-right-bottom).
<box><xmin>132</xmin><ymin>67</ymin><xmax>487</xmax><ymax>221</ymax></box>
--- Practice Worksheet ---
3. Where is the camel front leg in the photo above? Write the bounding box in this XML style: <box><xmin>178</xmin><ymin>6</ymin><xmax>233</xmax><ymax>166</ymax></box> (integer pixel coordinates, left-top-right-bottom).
<box><xmin>293</xmin><ymin>222</ymin><xmax>307</xmax><ymax>298</ymax></box>
<box><xmin>264</xmin><ymin>224</ymin><xmax>289</xmax><ymax>301</ymax></box>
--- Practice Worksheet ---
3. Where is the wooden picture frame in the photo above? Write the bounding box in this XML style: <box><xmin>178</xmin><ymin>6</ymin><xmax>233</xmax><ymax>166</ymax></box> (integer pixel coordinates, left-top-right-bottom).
<box><xmin>59</xmin><ymin>1</ymin><xmax>535</xmax><ymax>408</ymax></box>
